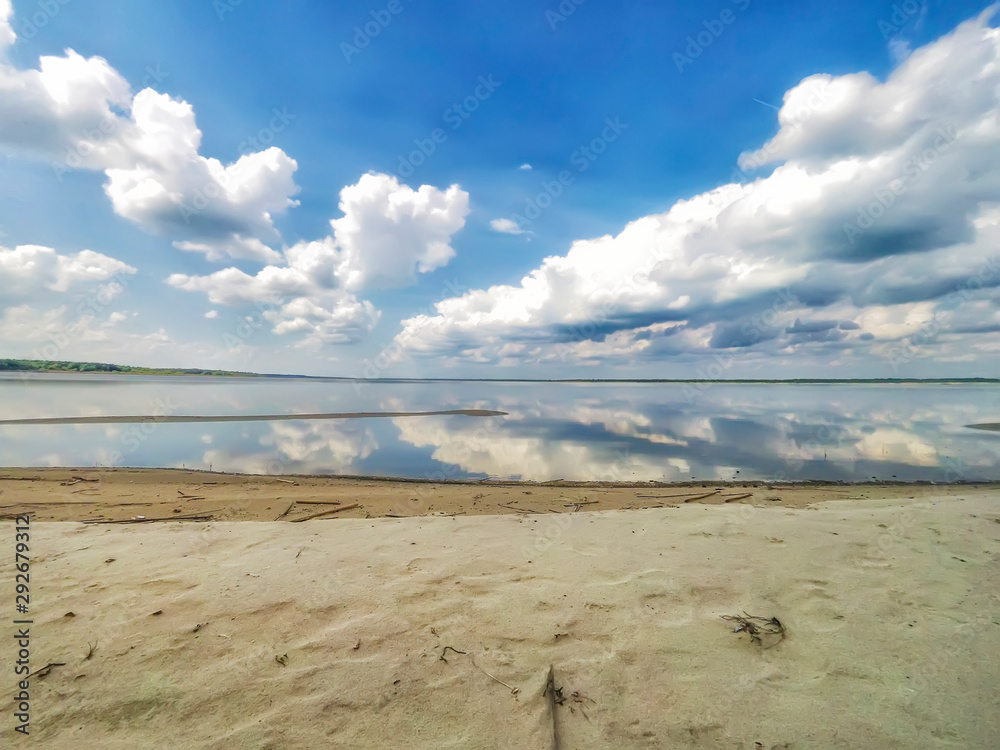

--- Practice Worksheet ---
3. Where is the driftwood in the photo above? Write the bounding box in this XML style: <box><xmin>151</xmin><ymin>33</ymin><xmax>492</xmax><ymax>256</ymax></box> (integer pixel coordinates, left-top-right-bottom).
<box><xmin>274</xmin><ymin>502</ymin><xmax>296</xmax><ymax>521</ymax></box>
<box><xmin>288</xmin><ymin>503</ymin><xmax>360</xmax><ymax>522</ymax></box>
<box><xmin>84</xmin><ymin>512</ymin><xmax>215</xmax><ymax>524</ymax></box>
<box><xmin>683</xmin><ymin>491</ymin><xmax>721</xmax><ymax>503</ymax></box>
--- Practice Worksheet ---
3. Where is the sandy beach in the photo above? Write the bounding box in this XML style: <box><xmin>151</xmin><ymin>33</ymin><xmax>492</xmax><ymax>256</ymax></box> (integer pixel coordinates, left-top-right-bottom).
<box><xmin>0</xmin><ymin>471</ymin><xmax>997</xmax><ymax>747</ymax></box>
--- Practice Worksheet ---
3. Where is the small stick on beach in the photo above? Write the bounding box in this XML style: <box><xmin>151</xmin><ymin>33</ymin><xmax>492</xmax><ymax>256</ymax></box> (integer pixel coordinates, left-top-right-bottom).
<box><xmin>544</xmin><ymin>665</ymin><xmax>562</xmax><ymax>749</ymax></box>
<box><xmin>723</xmin><ymin>493</ymin><xmax>754</xmax><ymax>503</ymax></box>
<box><xmin>469</xmin><ymin>655</ymin><xmax>520</xmax><ymax>696</ymax></box>
<box><xmin>439</xmin><ymin>645</ymin><xmax>467</xmax><ymax>663</ymax></box>
<box><xmin>29</xmin><ymin>662</ymin><xmax>66</xmax><ymax>679</ymax></box>
<box><xmin>274</xmin><ymin>502</ymin><xmax>295</xmax><ymax>521</ymax></box>
<box><xmin>683</xmin><ymin>491</ymin><xmax>721</xmax><ymax>503</ymax></box>
<box><xmin>288</xmin><ymin>503</ymin><xmax>360</xmax><ymax>522</ymax></box>
<box><xmin>84</xmin><ymin>512</ymin><xmax>215</xmax><ymax>524</ymax></box>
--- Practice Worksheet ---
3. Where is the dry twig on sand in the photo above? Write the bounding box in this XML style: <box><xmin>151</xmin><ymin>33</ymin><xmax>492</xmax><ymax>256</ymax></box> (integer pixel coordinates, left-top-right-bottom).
<box><xmin>29</xmin><ymin>662</ymin><xmax>66</xmax><ymax>679</ymax></box>
<box><xmin>288</xmin><ymin>503</ymin><xmax>359</xmax><ymax>522</ymax></box>
<box><xmin>721</xmin><ymin>612</ymin><xmax>786</xmax><ymax>647</ymax></box>
<box><xmin>469</xmin><ymin>655</ymin><xmax>520</xmax><ymax>696</ymax></box>
<box><xmin>544</xmin><ymin>665</ymin><xmax>562</xmax><ymax>749</ymax></box>
<box><xmin>683</xmin><ymin>490</ymin><xmax>722</xmax><ymax>503</ymax></box>
<box><xmin>438</xmin><ymin>645</ymin><xmax>466</xmax><ymax>663</ymax></box>
<box><xmin>84</xmin><ymin>513</ymin><xmax>214</xmax><ymax>524</ymax></box>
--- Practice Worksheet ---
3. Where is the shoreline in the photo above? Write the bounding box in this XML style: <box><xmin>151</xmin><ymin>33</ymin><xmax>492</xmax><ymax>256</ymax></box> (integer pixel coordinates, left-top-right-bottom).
<box><xmin>2</xmin><ymin>467</ymin><xmax>996</xmax><ymax>523</ymax></box>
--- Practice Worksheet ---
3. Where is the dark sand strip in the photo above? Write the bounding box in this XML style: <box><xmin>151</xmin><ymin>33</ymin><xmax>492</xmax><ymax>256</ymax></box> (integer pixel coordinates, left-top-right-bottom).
<box><xmin>967</xmin><ymin>422</ymin><xmax>1000</xmax><ymax>431</ymax></box>
<box><xmin>0</xmin><ymin>409</ymin><xmax>507</xmax><ymax>425</ymax></box>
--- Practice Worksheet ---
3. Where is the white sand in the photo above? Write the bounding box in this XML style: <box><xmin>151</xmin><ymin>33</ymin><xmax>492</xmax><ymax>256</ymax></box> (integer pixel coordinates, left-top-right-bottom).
<box><xmin>7</xmin><ymin>492</ymin><xmax>1000</xmax><ymax>748</ymax></box>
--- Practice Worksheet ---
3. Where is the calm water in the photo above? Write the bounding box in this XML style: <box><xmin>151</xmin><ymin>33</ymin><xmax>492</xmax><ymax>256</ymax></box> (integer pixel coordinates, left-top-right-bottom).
<box><xmin>1</xmin><ymin>373</ymin><xmax>998</xmax><ymax>482</ymax></box>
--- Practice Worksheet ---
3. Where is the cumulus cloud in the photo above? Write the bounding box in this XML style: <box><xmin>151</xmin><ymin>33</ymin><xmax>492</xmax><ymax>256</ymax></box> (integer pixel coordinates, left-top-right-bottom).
<box><xmin>0</xmin><ymin>0</ymin><xmax>15</xmax><ymax>50</ymax></box>
<box><xmin>0</xmin><ymin>244</ymin><xmax>135</xmax><ymax>296</ymax></box>
<box><xmin>0</xmin><ymin>10</ymin><xmax>298</xmax><ymax>262</ymax></box>
<box><xmin>0</xmin><ymin>242</ymin><xmax>143</xmax><ymax>360</ymax></box>
<box><xmin>102</xmin><ymin>91</ymin><xmax>299</xmax><ymax>263</ymax></box>
<box><xmin>168</xmin><ymin>173</ymin><xmax>468</xmax><ymax>346</ymax></box>
<box><xmin>394</xmin><ymin>11</ymin><xmax>1000</xmax><ymax>372</ymax></box>
<box><xmin>330</xmin><ymin>173</ymin><xmax>469</xmax><ymax>291</ymax></box>
<box><xmin>489</xmin><ymin>217</ymin><xmax>529</xmax><ymax>235</ymax></box>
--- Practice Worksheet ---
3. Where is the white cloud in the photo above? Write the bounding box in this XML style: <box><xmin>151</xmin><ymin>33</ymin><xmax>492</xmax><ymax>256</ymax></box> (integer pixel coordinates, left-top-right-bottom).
<box><xmin>168</xmin><ymin>173</ymin><xmax>467</xmax><ymax>346</ymax></box>
<box><xmin>888</xmin><ymin>37</ymin><xmax>912</xmax><ymax>63</ymax></box>
<box><xmin>329</xmin><ymin>173</ymin><xmax>469</xmax><ymax>291</ymax></box>
<box><xmin>394</xmin><ymin>12</ymin><xmax>1000</xmax><ymax>372</ymax></box>
<box><xmin>0</xmin><ymin>12</ymin><xmax>299</xmax><ymax>262</ymax></box>
<box><xmin>0</xmin><ymin>0</ymin><xmax>15</xmax><ymax>50</ymax></box>
<box><xmin>489</xmin><ymin>217</ymin><xmax>528</xmax><ymax>235</ymax></box>
<box><xmin>204</xmin><ymin>310</ymin><xmax>218</xmax><ymax>319</ymax></box>
<box><xmin>518</xmin><ymin>163</ymin><xmax>533</xmax><ymax>171</ymax></box>
<box><xmin>0</xmin><ymin>244</ymin><xmax>135</xmax><ymax>296</ymax></box>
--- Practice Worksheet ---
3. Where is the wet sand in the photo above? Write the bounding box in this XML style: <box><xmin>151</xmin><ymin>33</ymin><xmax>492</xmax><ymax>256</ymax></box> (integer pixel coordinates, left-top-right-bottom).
<box><xmin>0</xmin><ymin>467</ymin><xmax>995</xmax><ymax>522</ymax></box>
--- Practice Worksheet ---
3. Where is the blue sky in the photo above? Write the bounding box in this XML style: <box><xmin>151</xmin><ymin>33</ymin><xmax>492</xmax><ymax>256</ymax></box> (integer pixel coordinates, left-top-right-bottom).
<box><xmin>1</xmin><ymin>0</ymin><xmax>998</xmax><ymax>377</ymax></box>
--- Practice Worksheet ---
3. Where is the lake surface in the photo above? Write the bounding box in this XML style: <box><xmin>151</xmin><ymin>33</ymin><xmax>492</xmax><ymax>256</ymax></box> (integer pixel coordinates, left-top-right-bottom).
<box><xmin>1</xmin><ymin>373</ymin><xmax>998</xmax><ymax>482</ymax></box>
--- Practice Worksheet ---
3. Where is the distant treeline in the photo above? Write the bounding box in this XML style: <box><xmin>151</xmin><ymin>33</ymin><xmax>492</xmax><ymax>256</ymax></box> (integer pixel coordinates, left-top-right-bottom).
<box><xmin>0</xmin><ymin>359</ymin><xmax>256</xmax><ymax>377</ymax></box>
<box><xmin>0</xmin><ymin>359</ymin><xmax>997</xmax><ymax>383</ymax></box>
